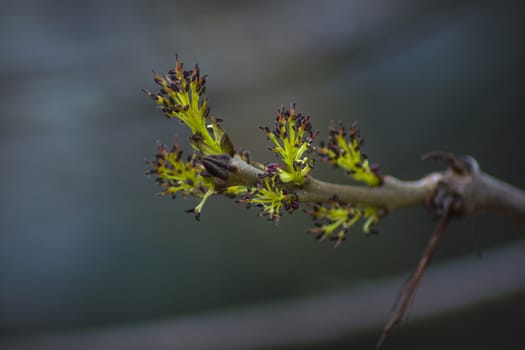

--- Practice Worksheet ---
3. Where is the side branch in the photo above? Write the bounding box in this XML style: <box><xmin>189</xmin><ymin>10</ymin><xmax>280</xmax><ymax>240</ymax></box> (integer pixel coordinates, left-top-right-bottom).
<box><xmin>377</xmin><ymin>207</ymin><xmax>451</xmax><ymax>348</ymax></box>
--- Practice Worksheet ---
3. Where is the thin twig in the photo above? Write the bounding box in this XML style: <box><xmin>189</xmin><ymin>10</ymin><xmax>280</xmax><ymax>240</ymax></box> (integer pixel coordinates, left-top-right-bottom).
<box><xmin>376</xmin><ymin>212</ymin><xmax>451</xmax><ymax>349</ymax></box>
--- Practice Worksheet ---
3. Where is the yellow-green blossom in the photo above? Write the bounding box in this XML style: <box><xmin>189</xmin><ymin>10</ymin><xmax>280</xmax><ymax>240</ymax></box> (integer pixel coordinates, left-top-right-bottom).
<box><xmin>146</xmin><ymin>143</ymin><xmax>215</xmax><ymax>220</ymax></box>
<box><xmin>143</xmin><ymin>56</ymin><xmax>233</xmax><ymax>156</ymax></box>
<box><xmin>306</xmin><ymin>196</ymin><xmax>380</xmax><ymax>246</ymax></box>
<box><xmin>240</xmin><ymin>174</ymin><xmax>298</xmax><ymax>223</ymax></box>
<box><xmin>260</xmin><ymin>104</ymin><xmax>318</xmax><ymax>185</ymax></box>
<box><xmin>318</xmin><ymin>121</ymin><xmax>381</xmax><ymax>186</ymax></box>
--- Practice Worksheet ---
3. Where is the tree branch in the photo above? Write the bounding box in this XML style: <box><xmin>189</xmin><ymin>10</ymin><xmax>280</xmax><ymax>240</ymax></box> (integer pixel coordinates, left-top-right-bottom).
<box><xmin>222</xmin><ymin>155</ymin><xmax>525</xmax><ymax>222</ymax></box>
<box><xmin>203</xmin><ymin>152</ymin><xmax>525</xmax><ymax>346</ymax></box>
<box><xmin>296</xmin><ymin>174</ymin><xmax>440</xmax><ymax>212</ymax></box>
<box><xmin>464</xmin><ymin>165</ymin><xmax>525</xmax><ymax>225</ymax></box>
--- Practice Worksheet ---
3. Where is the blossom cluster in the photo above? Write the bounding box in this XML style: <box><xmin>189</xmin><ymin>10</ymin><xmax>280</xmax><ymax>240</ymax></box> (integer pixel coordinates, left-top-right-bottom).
<box><xmin>142</xmin><ymin>56</ymin><xmax>233</xmax><ymax>156</ymax></box>
<box><xmin>146</xmin><ymin>143</ymin><xmax>214</xmax><ymax>220</ymax></box>
<box><xmin>260</xmin><ymin>104</ymin><xmax>319</xmax><ymax>185</ymax></box>
<box><xmin>305</xmin><ymin>196</ymin><xmax>380</xmax><ymax>247</ymax></box>
<box><xmin>318</xmin><ymin>121</ymin><xmax>381</xmax><ymax>186</ymax></box>
<box><xmin>239</xmin><ymin>173</ymin><xmax>299</xmax><ymax>223</ymax></box>
<box><xmin>144</xmin><ymin>57</ymin><xmax>384</xmax><ymax>244</ymax></box>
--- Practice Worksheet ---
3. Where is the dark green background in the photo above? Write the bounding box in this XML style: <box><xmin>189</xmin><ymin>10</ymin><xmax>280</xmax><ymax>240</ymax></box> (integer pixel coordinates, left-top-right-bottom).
<box><xmin>1</xmin><ymin>0</ymin><xmax>524</xmax><ymax>349</ymax></box>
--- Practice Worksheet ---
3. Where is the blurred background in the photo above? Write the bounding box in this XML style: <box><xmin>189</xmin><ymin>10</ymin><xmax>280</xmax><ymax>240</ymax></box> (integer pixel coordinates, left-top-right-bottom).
<box><xmin>1</xmin><ymin>0</ymin><xmax>524</xmax><ymax>349</ymax></box>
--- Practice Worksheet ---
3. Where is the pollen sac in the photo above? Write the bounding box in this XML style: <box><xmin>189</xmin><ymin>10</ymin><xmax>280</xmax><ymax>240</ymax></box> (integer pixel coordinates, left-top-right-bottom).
<box><xmin>259</xmin><ymin>104</ymin><xmax>319</xmax><ymax>185</ymax></box>
<box><xmin>305</xmin><ymin>196</ymin><xmax>380</xmax><ymax>247</ymax></box>
<box><xmin>144</xmin><ymin>56</ymin><xmax>233</xmax><ymax>156</ymax></box>
<box><xmin>146</xmin><ymin>142</ymin><xmax>215</xmax><ymax>219</ymax></box>
<box><xmin>239</xmin><ymin>173</ymin><xmax>299</xmax><ymax>223</ymax></box>
<box><xmin>318</xmin><ymin>121</ymin><xmax>381</xmax><ymax>186</ymax></box>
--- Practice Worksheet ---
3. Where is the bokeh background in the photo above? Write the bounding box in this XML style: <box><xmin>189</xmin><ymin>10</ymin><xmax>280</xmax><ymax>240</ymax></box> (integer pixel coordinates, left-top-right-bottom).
<box><xmin>1</xmin><ymin>0</ymin><xmax>524</xmax><ymax>349</ymax></box>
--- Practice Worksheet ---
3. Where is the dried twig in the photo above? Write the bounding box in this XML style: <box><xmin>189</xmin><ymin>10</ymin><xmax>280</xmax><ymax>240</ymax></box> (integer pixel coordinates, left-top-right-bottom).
<box><xmin>376</xmin><ymin>212</ymin><xmax>451</xmax><ymax>349</ymax></box>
